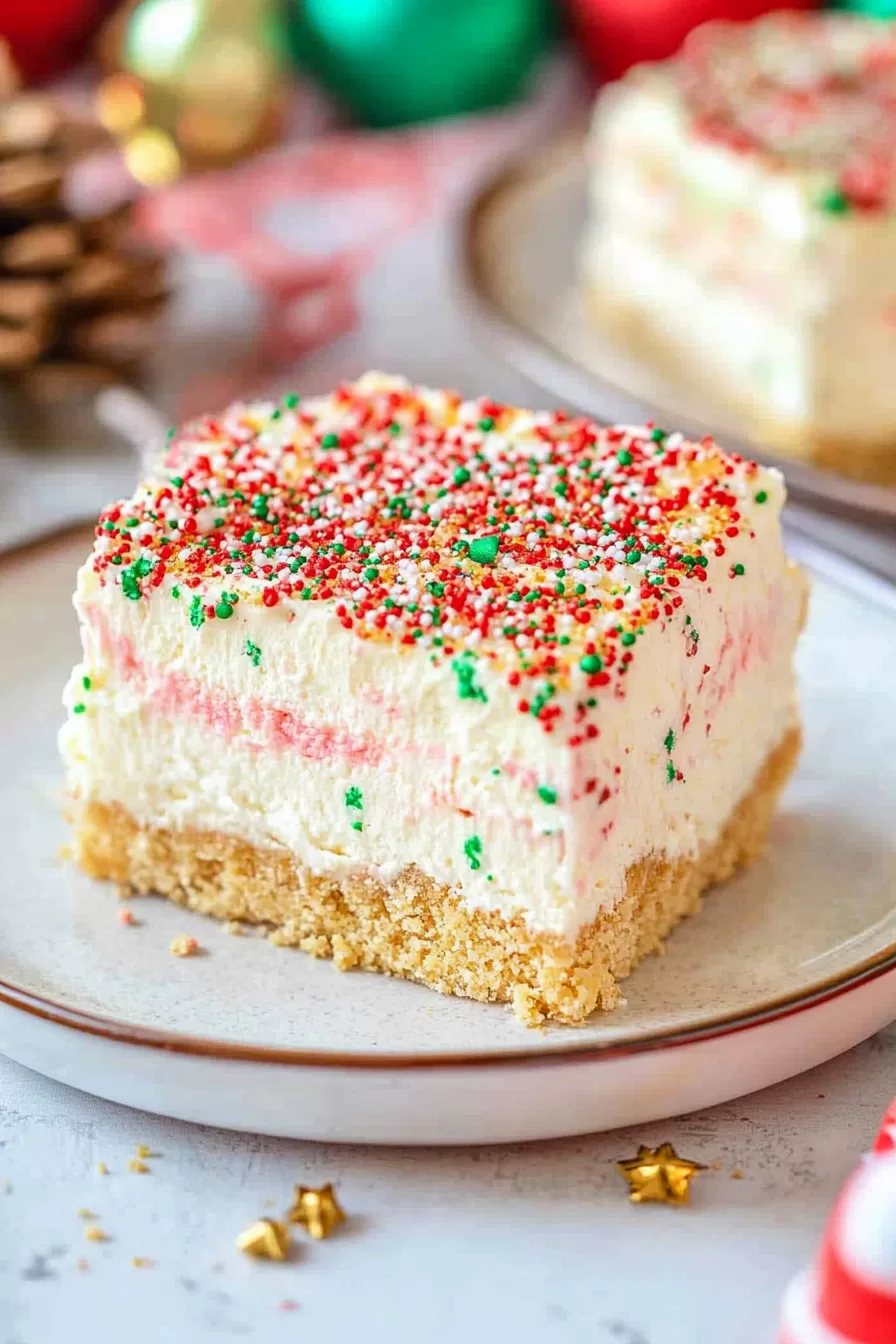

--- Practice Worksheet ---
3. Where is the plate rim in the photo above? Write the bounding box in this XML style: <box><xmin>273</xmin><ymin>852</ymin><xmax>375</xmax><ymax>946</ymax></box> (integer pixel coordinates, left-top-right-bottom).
<box><xmin>457</xmin><ymin>132</ymin><xmax>896</xmax><ymax>523</ymax></box>
<box><xmin>3</xmin><ymin>500</ymin><xmax>896</xmax><ymax>1074</ymax></box>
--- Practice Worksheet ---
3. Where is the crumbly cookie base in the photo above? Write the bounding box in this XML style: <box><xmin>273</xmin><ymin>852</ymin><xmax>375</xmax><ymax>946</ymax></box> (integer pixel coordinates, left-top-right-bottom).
<box><xmin>71</xmin><ymin>727</ymin><xmax>800</xmax><ymax>1026</ymax></box>
<box><xmin>584</xmin><ymin>285</ymin><xmax>896</xmax><ymax>487</ymax></box>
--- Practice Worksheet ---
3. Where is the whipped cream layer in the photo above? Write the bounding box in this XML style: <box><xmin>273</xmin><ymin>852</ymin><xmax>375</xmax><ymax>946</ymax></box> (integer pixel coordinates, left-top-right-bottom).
<box><xmin>61</xmin><ymin>375</ymin><xmax>804</xmax><ymax>940</ymax></box>
<box><xmin>584</xmin><ymin>12</ymin><xmax>896</xmax><ymax>445</ymax></box>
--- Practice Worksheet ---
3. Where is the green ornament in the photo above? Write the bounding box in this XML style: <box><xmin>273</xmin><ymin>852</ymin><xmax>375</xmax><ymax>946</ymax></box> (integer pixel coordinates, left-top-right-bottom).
<box><xmin>284</xmin><ymin>0</ymin><xmax>551</xmax><ymax>127</ymax></box>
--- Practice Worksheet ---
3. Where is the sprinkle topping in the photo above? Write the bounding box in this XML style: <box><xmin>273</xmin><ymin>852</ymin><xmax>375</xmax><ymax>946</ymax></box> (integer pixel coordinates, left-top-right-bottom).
<box><xmin>679</xmin><ymin>12</ymin><xmax>896</xmax><ymax>212</ymax></box>
<box><xmin>89</xmin><ymin>374</ymin><xmax>768</xmax><ymax>739</ymax></box>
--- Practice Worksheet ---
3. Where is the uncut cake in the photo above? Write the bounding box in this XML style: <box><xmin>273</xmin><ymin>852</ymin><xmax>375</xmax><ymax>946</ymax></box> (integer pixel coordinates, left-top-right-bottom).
<box><xmin>583</xmin><ymin>11</ymin><xmax>896</xmax><ymax>483</ymax></box>
<box><xmin>61</xmin><ymin>373</ymin><xmax>805</xmax><ymax>1025</ymax></box>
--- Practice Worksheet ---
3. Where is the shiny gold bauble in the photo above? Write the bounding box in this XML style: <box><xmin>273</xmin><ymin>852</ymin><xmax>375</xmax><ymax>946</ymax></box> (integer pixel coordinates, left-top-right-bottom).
<box><xmin>96</xmin><ymin>0</ymin><xmax>286</xmax><ymax>184</ymax></box>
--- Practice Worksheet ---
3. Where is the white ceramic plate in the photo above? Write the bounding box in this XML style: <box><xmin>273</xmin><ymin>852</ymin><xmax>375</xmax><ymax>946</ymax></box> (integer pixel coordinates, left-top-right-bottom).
<box><xmin>460</xmin><ymin>135</ymin><xmax>896</xmax><ymax>523</ymax></box>
<box><xmin>2</xmin><ymin>530</ymin><xmax>896</xmax><ymax>1145</ymax></box>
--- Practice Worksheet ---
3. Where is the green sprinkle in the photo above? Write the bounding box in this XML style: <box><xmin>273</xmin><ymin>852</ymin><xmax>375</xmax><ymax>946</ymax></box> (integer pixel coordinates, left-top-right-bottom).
<box><xmin>580</xmin><ymin>653</ymin><xmax>603</xmax><ymax>674</ymax></box>
<box><xmin>345</xmin><ymin>786</ymin><xmax>363</xmax><ymax>810</ymax></box>
<box><xmin>453</xmin><ymin>467</ymin><xmax>471</xmax><ymax>486</ymax></box>
<box><xmin>664</xmin><ymin>728</ymin><xmax>675</xmax><ymax>754</ymax></box>
<box><xmin>120</xmin><ymin>554</ymin><xmax>153</xmax><ymax>601</ymax></box>
<box><xmin>452</xmin><ymin>656</ymin><xmax>487</xmax><ymax>703</ymax></box>
<box><xmin>650</xmin><ymin>428</ymin><xmax>666</xmax><ymax>443</ymax></box>
<box><xmin>666</xmin><ymin>759</ymin><xmax>676</xmax><ymax>784</ymax></box>
<box><xmin>620</xmin><ymin>631</ymin><xmax>636</xmax><ymax>647</ymax></box>
<box><xmin>283</xmin><ymin>393</ymin><xmax>299</xmax><ymax>408</ymax></box>
<box><xmin>388</xmin><ymin>421</ymin><xmax>401</xmax><ymax>435</ymax></box>
<box><xmin>464</xmin><ymin>835</ymin><xmax>482</xmax><ymax>871</ymax></box>
<box><xmin>351</xmin><ymin>820</ymin><xmax>363</xmax><ymax>832</ymax></box>
<box><xmin>215</xmin><ymin>601</ymin><xmax>234</xmax><ymax>620</ymax></box>
<box><xmin>754</xmin><ymin>490</ymin><xmax>768</xmax><ymax>504</ymax></box>
<box><xmin>468</xmin><ymin>535</ymin><xmax>499</xmax><ymax>565</ymax></box>
<box><xmin>625</xmin><ymin>549</ymin><xmax>641</xmax><ymax>564</ymax></box>
<box><xmin>363</xmin><ymin>566</ymin><xmax>379</xmax><ymax>582</ymax></box>
<box><xmin>170</xmin><ymin>475</ymin><xmax>183</xmax><ymax>488</ymax></box>
<box><xmin>81</xmin><ymin>675</ymin><xmax>91</xmax><ymax>691</ymax></box>
<box><xmin>537</xmin><ymin>786</ymin><xmax>558</xmax><ymax>805</ymax></box>
<box><xmin>320</xmin><ymin>433</ymin><xmax>339</xmax><ymax>449</ymax></box>
<box><xmin>251</xmin><ymin>494</ymin><xmax>269</xmax><ymax>519</ymax></box>
<box><xmin>245</xmin><ymin>639</ymin><xmax>262</xmax><ymax>667</ymax></box>
<box><xmin>478</xmin><ymin>416</ymin><xmax>494</xmax><ymax>432</ymax></box>
<box><xmin>428</xmin><ymin>581</ymin><xmax>445</xmax><ymax>597</ymax></box>
<box><xmin>820</xmin><ymin>188</ymin><xmax>850</xmax><ymax>214</ymax></box>
<box><xmin>189</xmin><ymin>594</ymin><xmax>205</xmax><ymax>629</ymax></box>
<box><xmin>733</xmin><ymin>563</ymin><xmax>745</xmax><ymax>576</ymax></box>
<box><xmin>72</xmin><ymin>702</ymin><xmax>86</xmax><ymax>715</ymax></box>
<box><xmin>617</xmin><ymin>449</ymin><xmax>633</xmax><ymax>466</ymax></box>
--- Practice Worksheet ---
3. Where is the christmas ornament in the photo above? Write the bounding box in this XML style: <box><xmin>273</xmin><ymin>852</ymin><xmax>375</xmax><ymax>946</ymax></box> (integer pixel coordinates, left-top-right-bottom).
<box><xmin>0</xmin><ymin>46</ymin><xmax>168</xmax><ymax>400</ymax></box>
<box><xmin>0</xmin><ymin>0</ymin><xmax>111</xmax><ymax>84</ymax></box>
<box><xmin>564</xmin><ymin>0</ymin><xmax>816</xmax><ymax>82</ymax></box>
<box><xmin>95</xmin><ymin>0</ymin><xmax>286</xmax><ymax>182</ymax></box>
<box><xmin>616</xmin><ymin>1142</ymin><xmax>706</xmax><ymax>1206</ymax></box>
<box><xmin>283</xmin><ymin>0</ymin><xmax>551</xmax><ymax>128</ymax></box>
<box><xmin>288</xmin><ymin>1183</ymin><xmax>345</xmax><ymax>1239</ymax></box>
<box><xmin>235</xmin><ymin>1218</ymin><xmax>291</xmax><ymax>1261</ymax></box>
<box><xmin>779</xmin><ymin>1111</ymin><xmax>896</xmax><ymax>1344</ymax></box>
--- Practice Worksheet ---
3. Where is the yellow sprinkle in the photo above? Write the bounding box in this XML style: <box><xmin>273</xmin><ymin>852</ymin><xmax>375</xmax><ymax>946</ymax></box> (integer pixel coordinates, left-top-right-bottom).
<box><xmin>131</xmin><ymin>1257</ymin><xmax>153</xmax><ymax>1268</ymax></box>
<box><xmin>77</xmin><ymin>1209</ymin><xmax>96</xmax><ymax>1220</ymax></box>
<box><xmin>97</xmin><ymin>1162</ymin><xmax>109</xmax><ymax>1176</ymax></box>
<box><xmin>84</xmin><ymin>1226</ymin><xmax>108</xmax><ymax>1242</ymax></box>
<box><xmin>135</xmin><ymin>1145</ymin><xmax>155</xmax><ymax>1159</ymax></box>
<box><xmin>169</xmin><ymin>934</ymin><xmax>200</xmax><ymax>958</ymax></box>
<box><xmin>128</xmin><ymin>1158</ymin><xmax>150</xmax><ymax>1174</ymax></box>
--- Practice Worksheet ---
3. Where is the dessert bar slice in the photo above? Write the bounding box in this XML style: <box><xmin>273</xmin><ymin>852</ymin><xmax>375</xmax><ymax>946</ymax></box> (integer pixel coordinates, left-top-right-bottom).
<box><xmin>62</xmin><ymin>373</ymin><xmax>804</xmax><ymax>1024</ymax></box>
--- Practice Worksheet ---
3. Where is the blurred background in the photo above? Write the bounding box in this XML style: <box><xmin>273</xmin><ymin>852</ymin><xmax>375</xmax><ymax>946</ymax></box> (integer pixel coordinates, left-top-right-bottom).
<box><xmin>0</xmin><ymin>0</ymin><xmax>892</xmax><ymax>551</ymax></box>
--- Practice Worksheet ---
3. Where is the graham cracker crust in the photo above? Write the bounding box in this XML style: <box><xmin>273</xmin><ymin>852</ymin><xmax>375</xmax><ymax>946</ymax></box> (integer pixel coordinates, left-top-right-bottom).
<box><xmin>584</xmin><ymin>286</ymin><xmax>896</xmax><ymax>488</ymax></box>
<box><xmin>72</xmin><ymin>726</ymin><xmax>801</xmax><ymax>1026</ymax></box>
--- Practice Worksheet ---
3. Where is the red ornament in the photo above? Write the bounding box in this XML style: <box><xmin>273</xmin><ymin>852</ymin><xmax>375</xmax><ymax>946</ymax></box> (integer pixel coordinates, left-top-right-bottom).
<box><xmin>564</xmin><ymin>0</ymin><xmax>817</xmax><ymax>82</ymax></box>
<box><xmin>0</xmin><ymin>0</ymin><xmax>114</xmax><ymax>83</ymax></box>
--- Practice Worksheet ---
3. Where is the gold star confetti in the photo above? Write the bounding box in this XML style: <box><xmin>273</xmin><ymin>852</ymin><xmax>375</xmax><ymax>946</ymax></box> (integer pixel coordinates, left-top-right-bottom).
<box><xmin>84</xmin><ymin>1226</ymin><xmax>109</xmax><ymax>1242</ymax></box>
<box><xmin>170</xmin><ymin>934</ymin><xmax>200</xmax><ymax>957</ymax></box>
<box><xmin>616</xmin><ymin>1143</ymin><xmax>706</xmax><ymax>1207</ymax></box>
<box><xmin>236</xmin><ymin>1219</ymin><xmax>290</xmax><ymax>1261</ymax></box>
<box><xmin>288</xmin><ymin>1184</ymin><xmax>345</xmax><ymax>1240</ymax></box>
<box><xmin>128</xmin><ymin>1158</ymin><xmax>150</xmax><ymax>1174</ymax></box>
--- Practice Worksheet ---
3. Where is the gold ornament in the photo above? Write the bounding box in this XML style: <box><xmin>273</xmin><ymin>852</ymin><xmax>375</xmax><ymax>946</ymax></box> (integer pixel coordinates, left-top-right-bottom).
<box><xmin>288</xmin><ymin>1184</ymin><xmax>345</xmax><ymax>1240</ymax></box>
<box><xmin>235</xmin><ymin>1218</ymin><xmax>290</xmax><ymax>1261</ymax></box>
<box><xmin>616</xmin><ymin>1143</ymin><xmax>707</xmax><ymax>1207</ymax></box>
<box><xmin>95</xmin><ymin>0</ymin><xmax>285</xmax><ymax>184</ymax></box>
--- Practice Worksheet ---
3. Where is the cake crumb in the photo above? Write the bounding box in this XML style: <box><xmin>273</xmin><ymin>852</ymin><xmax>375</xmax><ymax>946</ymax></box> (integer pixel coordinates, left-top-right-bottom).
<box><xmin>169</xmin><ymin>935</ymin><xmax>200</xmax><ymax>958</ymax></box>
<box><xmin>226</xmin><ymin>921</ymin><xmax>245</xmax><ymax>936</ymax></box>
<box><xmin>731</xmin><ymin>1168</ymin><xmax>745</xmax><ymax>1180</ymax></box>
<box><xmin>76</xmin><ymin>1258</ymin><xmax>90</xmax><ymax>1272</ymax></box>
<box><xmin>118</xmin><ymin>907</ymin><xmax>137</xmax><ymax>926</ymax></box>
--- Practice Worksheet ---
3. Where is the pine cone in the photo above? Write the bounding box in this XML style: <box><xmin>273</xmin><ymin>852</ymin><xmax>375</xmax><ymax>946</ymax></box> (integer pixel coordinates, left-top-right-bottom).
<box><xmin>0</xmin><ymin>50</ymin><xmax>168</xmax><ymax>402</ymax></box>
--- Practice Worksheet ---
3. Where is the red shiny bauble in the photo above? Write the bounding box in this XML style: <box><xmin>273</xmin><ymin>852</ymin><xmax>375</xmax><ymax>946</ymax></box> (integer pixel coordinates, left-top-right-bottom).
<box><xmin>565</xmin><ymin>0</ymin><xmax>817</xmax><ymax>82</ymax></box>
<box><xmin>0</xmin><ymin>0</ymin><xmax>114</xmax><ymax>83</ymax></box>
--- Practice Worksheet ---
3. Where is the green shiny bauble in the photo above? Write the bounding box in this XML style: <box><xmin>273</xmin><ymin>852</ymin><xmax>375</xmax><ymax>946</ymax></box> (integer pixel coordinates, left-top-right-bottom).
<box><xmin>284</xmin><ymin>0</ymin><xmax>552</xmax><ymax>127</ymax></box>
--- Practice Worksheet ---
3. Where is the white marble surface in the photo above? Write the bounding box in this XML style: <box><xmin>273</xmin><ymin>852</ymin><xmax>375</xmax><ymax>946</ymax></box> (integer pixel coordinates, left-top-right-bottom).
<box><xmin>2</xmin><ymin>1031</ymin><xmax>895</xmax><ymax>1344</ymax></box>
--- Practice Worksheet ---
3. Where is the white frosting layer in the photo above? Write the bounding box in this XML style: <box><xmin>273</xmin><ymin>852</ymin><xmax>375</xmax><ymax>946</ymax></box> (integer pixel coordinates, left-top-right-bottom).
<box><xmin>61</xmin><ymin>475</ymin><xmax>802</xmax><ymax>940</ymax></box>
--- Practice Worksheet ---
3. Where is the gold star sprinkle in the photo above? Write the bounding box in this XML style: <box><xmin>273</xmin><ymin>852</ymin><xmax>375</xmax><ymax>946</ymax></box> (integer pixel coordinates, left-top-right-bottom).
<box><xmin>128</xmin><ymin>1158</ymin><xmax>150</xmax><ymax>1174</ymax></box>
<box><xmin>236</xmin><ymin>1219</ymin><xmax>290</xmax><ymax>1261</ymax></box>
<box><xmin>616</xmin><ymin>1143</ymin><xmax>706</xmax><ymax>1207</ymax></box>
<box><xmin>287</xmin><ymin>1184</ymin><xmax>345</xmax><ymax>1240</ymax></box>
<box><xmin>84</xmin><ymin>1226</ymin><xmax>109</xmax><ymax>1242</ymax></box>
<box><xmin>170</xmin><ymin>935</ymin><xmax>200</xmax><ymax>957</ymax></box>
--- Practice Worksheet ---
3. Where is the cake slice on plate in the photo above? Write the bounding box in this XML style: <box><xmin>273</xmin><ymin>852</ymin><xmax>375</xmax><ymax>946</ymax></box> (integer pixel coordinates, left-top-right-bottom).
<box><xmin>583</xmin><ymin>11</ymin><xmax>896</xmax><ymax>483</ymax></box>
<box><xmin>61</xmin><ymin>373</ymin><xmax>805</xmax><ymax>1024</ymax></box>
